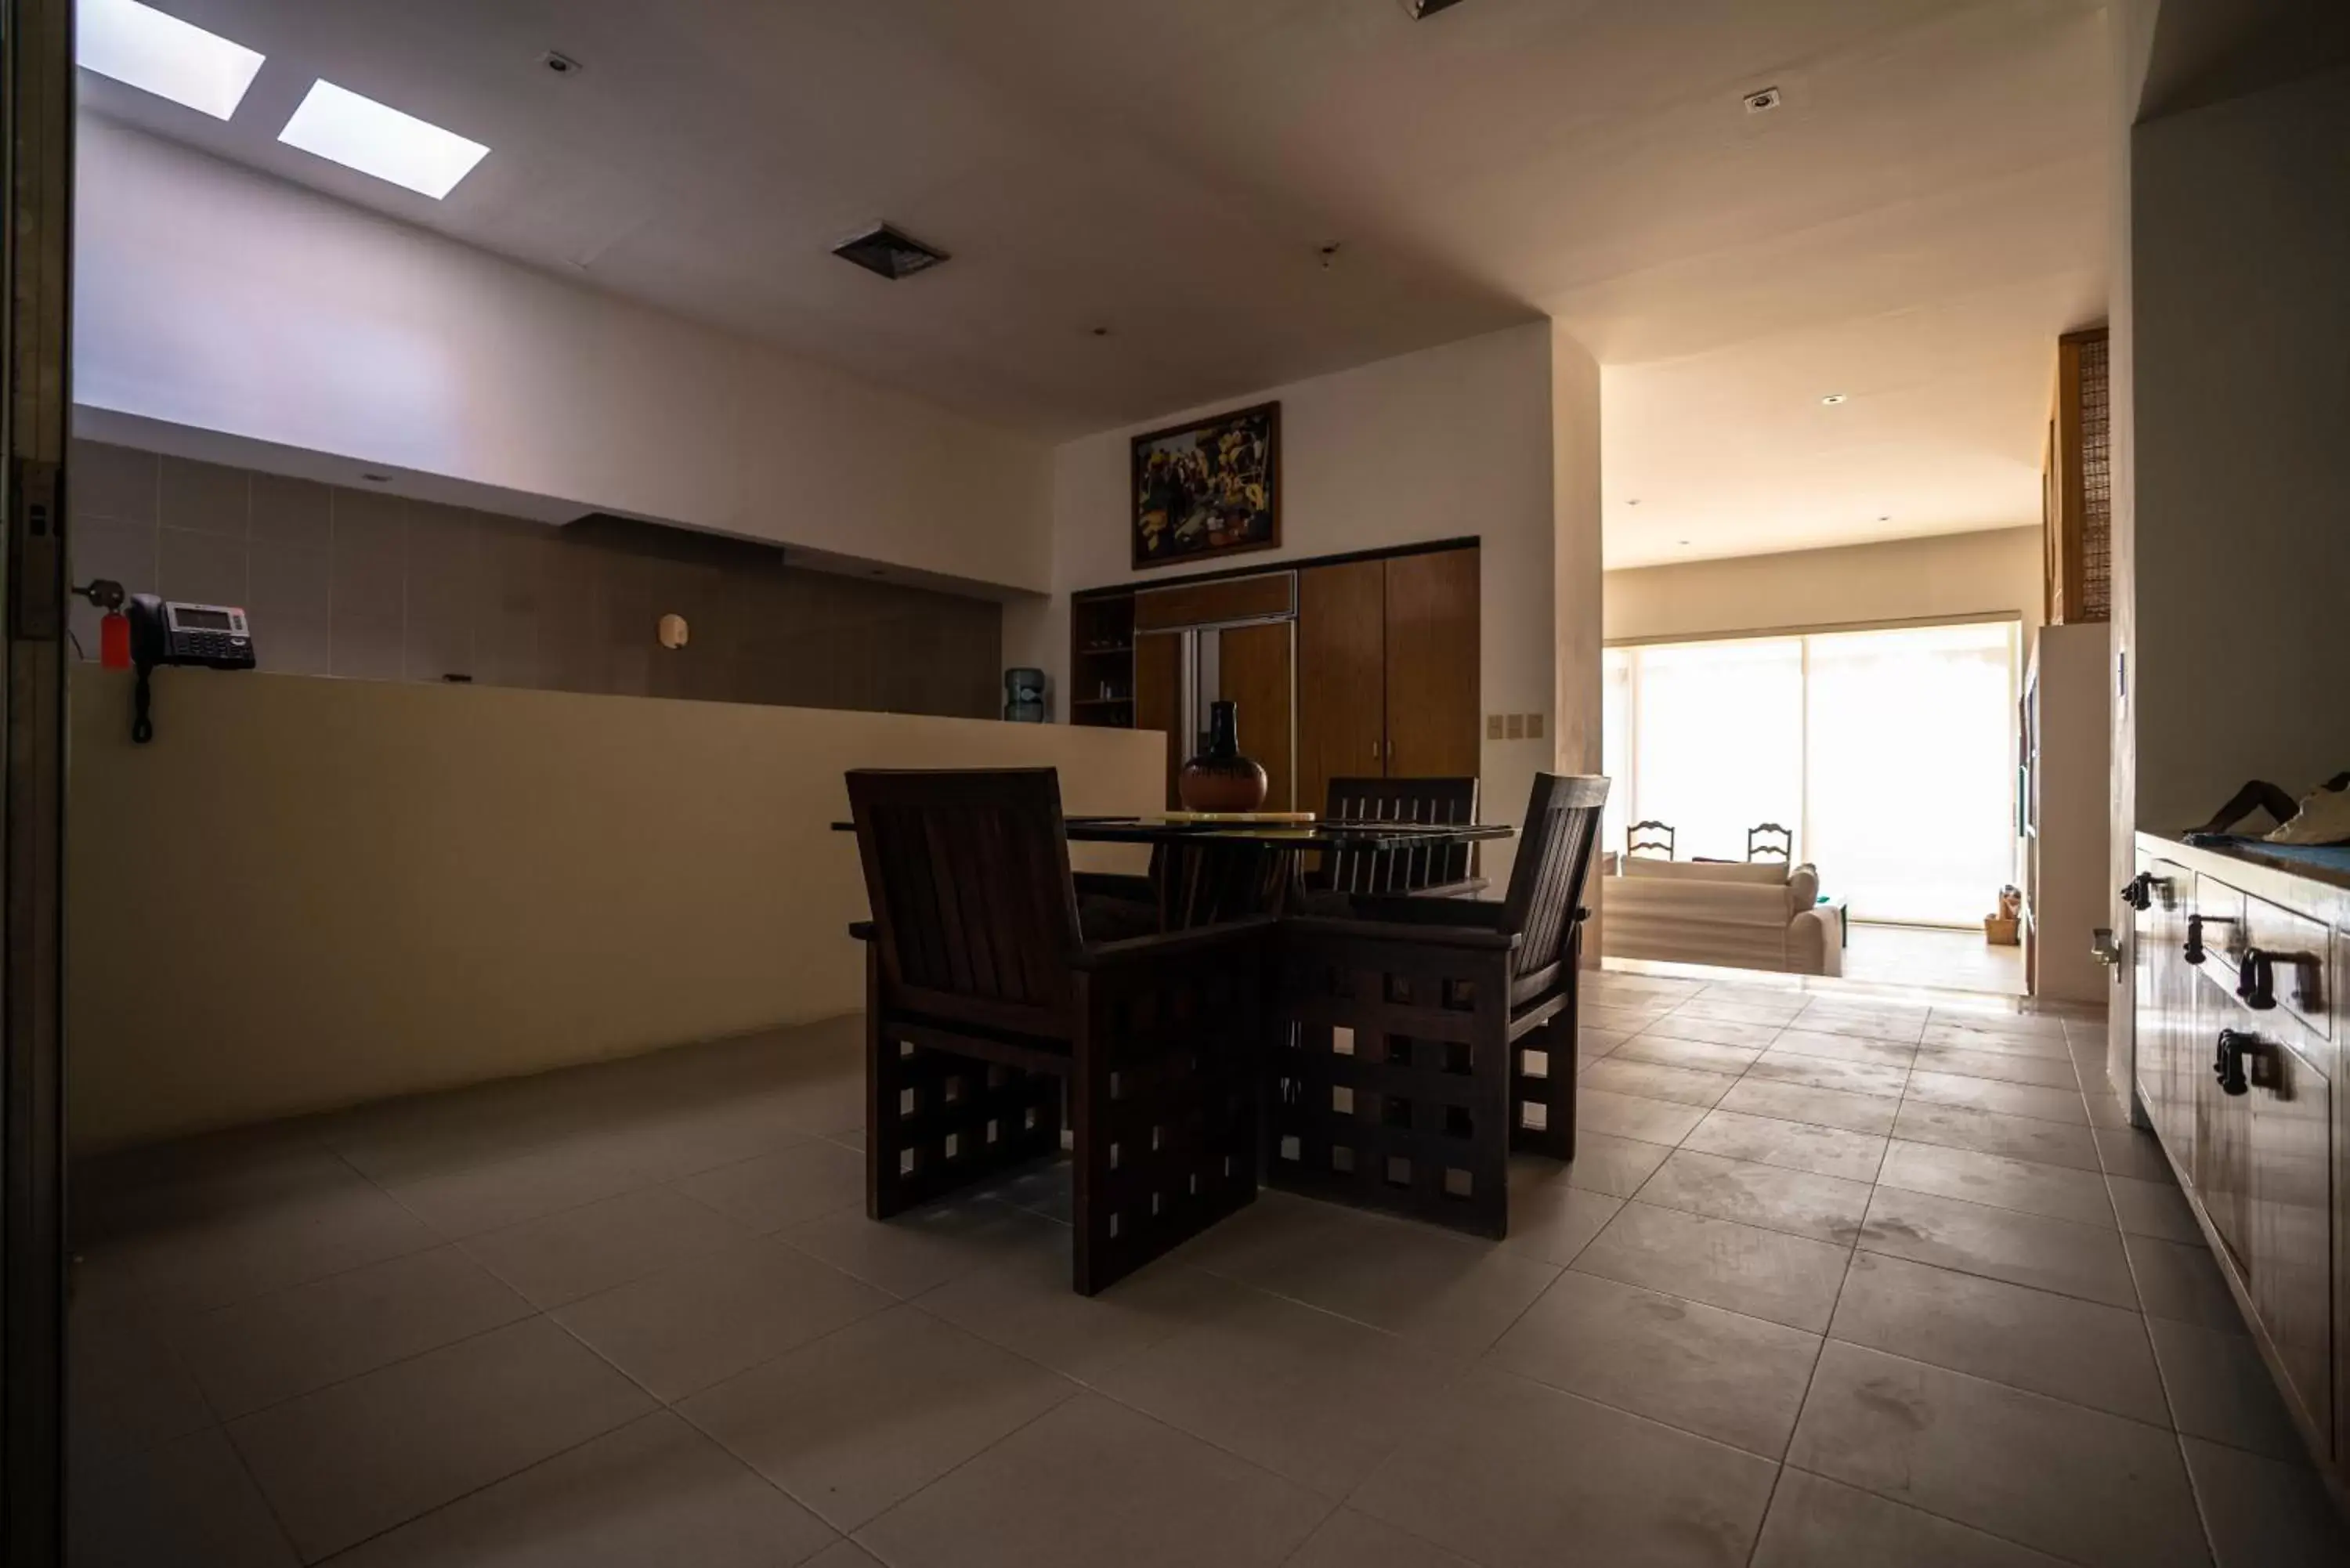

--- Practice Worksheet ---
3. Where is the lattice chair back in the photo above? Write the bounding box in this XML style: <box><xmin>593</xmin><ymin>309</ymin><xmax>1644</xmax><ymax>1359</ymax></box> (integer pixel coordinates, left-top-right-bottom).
<box><xmin>1626</xmin><ymin>818</ymin><xmax>1675</xmax><ymax>859</ymax></box>
<box><xmin>1748</xmin><ymin>822</ymin><xmax>1794</xmax><ymax>862</ymax></box>
<box><xmin>1323</xmin><ymin>775</ymin><xmax>1480</xmax><ymax>893</ymax></box>
<box><xmin>1501</xmin><ymin>774</ymin><xmax>1611</xmax><ymax>985</ymax></box>
<box><xmin>847</xmin><ymin>768</ymin><xmax>1083</xmax><ymax>1034</ymax></box>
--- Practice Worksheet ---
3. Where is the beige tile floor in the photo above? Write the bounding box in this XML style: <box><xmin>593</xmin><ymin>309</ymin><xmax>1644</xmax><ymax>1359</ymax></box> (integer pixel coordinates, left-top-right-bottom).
<box><xmin>65</xmin><ymin>990</ymin><xmax>2350</xmax><ymax>1567</ymax></box>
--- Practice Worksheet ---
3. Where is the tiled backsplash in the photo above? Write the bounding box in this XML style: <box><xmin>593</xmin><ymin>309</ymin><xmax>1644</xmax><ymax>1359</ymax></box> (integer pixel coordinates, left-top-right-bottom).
<box><xmin>67</xmin><ymin>439</ymin><xmax>1003</xmax><ymax>718</ymax></box>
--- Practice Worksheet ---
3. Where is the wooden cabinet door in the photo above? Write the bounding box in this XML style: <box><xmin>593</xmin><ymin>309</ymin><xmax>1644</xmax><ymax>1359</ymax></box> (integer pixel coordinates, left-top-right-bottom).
<box><xmin>1133</xmin><ymin>630</ymin><xmax>1184</xmax><ymax>809</ymax></box>
<box><xmin>2250</xmin><ymin>1031</ymin><xmax>2333</xmax><ymax>1448</ymax></box>
<box><xmin>1383</xmin><ymin>547</ymin><xmax>1480</xmax><ymax>779</ymax></box>
<box><xmin>1296</xmin><ymin>559</ymin><xmax>1386</xmax><ymax>815</ymax></box>
<box><xmin>1214</xmin><ymin>622</ymin><xmax>1295</xmax><ymax>811</ymax></box>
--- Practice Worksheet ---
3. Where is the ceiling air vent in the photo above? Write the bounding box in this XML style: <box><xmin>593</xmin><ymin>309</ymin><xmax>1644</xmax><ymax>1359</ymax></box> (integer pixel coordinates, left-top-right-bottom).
<box><xmin>832</xmin><ymin>224</ymin><xmax>949</xmax><ymax>280</ymax></box>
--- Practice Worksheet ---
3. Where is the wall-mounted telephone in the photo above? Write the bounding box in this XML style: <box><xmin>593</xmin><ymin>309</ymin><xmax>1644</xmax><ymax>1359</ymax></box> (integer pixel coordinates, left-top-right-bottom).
<box><xmin>124</xmin><ymin>594</ymin><xmax>256</xmax><ymax>743</ymax></box>
<box><xmin>126</xmin><ymin>594</ymin><xmax>256</xmax><ymax>671</ymax></box>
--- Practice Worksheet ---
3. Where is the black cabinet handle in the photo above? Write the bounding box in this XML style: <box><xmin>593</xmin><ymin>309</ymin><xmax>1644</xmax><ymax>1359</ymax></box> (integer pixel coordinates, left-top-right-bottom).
<box><xmin>2185</xmin><ymin>914</ymin><xmax>2207</xmax><ymax>964</ymax></box>
<box><xmin>2238</xmin><ymin>949</ymin><xmax>2277</xmax><ymax>1010</ymax></box>
<box><xmin>2214</xmin><ymin>1028</ymin><xmax>2254</xmax><ymax>1097</ymax></box>
<box><xmin>2121</xmin><ymin>873</ymin><xmax>2155</xmax><ymax>912</ymax></box>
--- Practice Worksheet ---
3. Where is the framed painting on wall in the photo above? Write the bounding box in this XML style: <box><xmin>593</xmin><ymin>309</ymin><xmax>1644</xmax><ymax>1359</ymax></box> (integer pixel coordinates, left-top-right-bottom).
<box><xmin>1130</xmin><ymin>401</ymin><xmax>1280</xmax><ymax>570</ymax></box>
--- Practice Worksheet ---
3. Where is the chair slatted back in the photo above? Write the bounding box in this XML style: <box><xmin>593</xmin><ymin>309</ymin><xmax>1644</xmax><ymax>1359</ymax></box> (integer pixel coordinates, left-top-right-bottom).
<box><xmin>848</xmin><ymin>769</ymin><xmax>1083</xmax><ymax>1035</ymax></box>
<box><xmin>1499</xmin><ymin>774</ymin><xmax>1611</xmax><ymax>984</ymax></box>
<box><xmin>1748</xmin><ymin>822</ymin><xmax>1793</xmax><ymax>862</ymax></box>
<box><xmin>1324</xmin><ymin>776</ymin><xmax>1480</xmax><ymax>893</ymax></box>
<box><xmin>1626</xmin><ymin>819</ymin><xmax>1674</xmax><ymax>859</ymax></box>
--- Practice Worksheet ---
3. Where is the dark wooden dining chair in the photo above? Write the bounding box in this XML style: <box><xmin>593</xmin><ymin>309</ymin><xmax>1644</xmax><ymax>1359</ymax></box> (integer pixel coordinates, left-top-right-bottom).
<box><xmin>1747</xmin><ymin>822</ymin><xmax>1793</xmax><ymax>862</ymax></box>
<box><xmin>1268</xmin><ymin>773</ymin><xmax>1610</xmax><ymax>1238</ymax></box>
<box><xmin>1626</xmin><ymin>818</ymin><xmax>1675</xmax><ymax>859</ymax></box>
<box><xmin>848</xmin><ymin>768</ymin><xmax>1269</xmax><ymax>1295</ymax></box>
<box><xmin>1317</xmin><ymin>776</ymin><xmax>1484</xmax><ymax>897</ymax></box>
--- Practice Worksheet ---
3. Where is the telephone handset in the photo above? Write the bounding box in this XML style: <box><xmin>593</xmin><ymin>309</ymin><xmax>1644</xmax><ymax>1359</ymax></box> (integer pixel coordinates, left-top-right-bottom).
<box><xmin>125</xmin><ymin>594</ymin><xmax>256</xmax><ymax>743</ymax></box>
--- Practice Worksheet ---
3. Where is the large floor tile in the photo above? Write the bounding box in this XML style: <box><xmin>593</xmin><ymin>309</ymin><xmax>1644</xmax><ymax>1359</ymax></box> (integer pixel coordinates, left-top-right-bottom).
<box><xmin>670</xmin><ymin>1140</ymin><xmax>866</xmax><ymax>1234</ymax></box>
<box><xmin>2179</xmin><ymin>1433</ymin><xmax>2350</xmax><ymax>1567</ymax></box>
<box><xmin>1585</xmin><ymin>1002</ymin><xmax>1681</xmax><ymax>1034</ymax></box>
<box><xmin>67</xmin><ymin>1300</ymin><xmax>215</xmax><ymax>1465</ymax></box>
<box><xmin>1744</xmin><ymin>1052</ymin><xmax>1909</xmax><ymax>1099</ymax></box>
<box><xmin>2147</xmin><ymin>1316</ymin><xmax>2308</xmax><ymax>1461</ymax></box>
<box><xmin>1829</xmin><ymin>1252</ymin><xmax>2169</xmax><ymax>1424</ymax></box>
<box><xmin>1575</xmin><ymin>1087</ymin><xmax>1709</xmax><ymax>1144</ymax></box>
<box><xmin>1636</xmin><ymin>1013</ymin><xmax>1783</xmax><ymax>1050</ymax></box>
<box><xmin>1789</xmin><ymin>1006</ymin><xmax>1928</xmax><ymax>1044</ymax></box>
<box><xmin>1911</xmin><ymin>1043</ymin><xmax>2083</xmax><ymax>1089</ymax></box>
<box><xmin>1579</xmin><ymin>1058</ymin><xmax>1739</xmax><ymax>1108</ymax></box>
<box><xmin>1788</xmin><ymin>1342</ymin><xmax>2206</xmax><ymax>1568</ymax></box>
<box><xmin>1281</xmin><ymin>1508</ymin><xmax>1478</xmax><ymax>1567</ymax></box>
<box><xmin>172</xmin><ymin>1244</ymin><xmax>532</xmax><ymax>1419</ymax></box>
<box><xmin>1767</xmin><ymin>1030</ymin><xmax>1918</xmax><ymax>1068</ymax></box>
<box><xmin>1490</xmin><ymin>1269</ymin><xmax>1820</xmax><ymax>1456</ymax></box>
<box><xmin>1919</xmin><ymin>1019</ymin><xmax>2071</xmax><ymax>1057</ymax></box>
<box><xmin>1875</xmin><ymin>1140</ymin><xmax>2116</xmax><ymax>1228</ymax></box>
<box><xmin>1633</xmin><ymin>1150</ymin><xmax>1871</xmax><ymax>1245</ymax></box>
<box><xmin>1497</xmin><ymin>1167</ymin><xmax>1622</xmax><ymax>1266</ymax></box>
<box><xmin>327</xmin><ymin>1411</ymin><xmax>839</xmax><ymax>1567</ymax></box>
<box><xmin>1672</xmin><ymin>993</ymin><xmax>1808</xmax><ymax>1024</ymax></box>
<box><xmin>2125</xmin><ymin>1231</ymin><xmax>2246</xmax><ymax>1330</ymax></box>
<box><xmin>1608</xmin><ymin>1033</ymin><xmax>1766</xmax><ymax>1075</ymax></box>
<box><xmin>1178</xmin><ymin>1194</ymin><xmax>1559</xmax><ymax>1354</ymax></box>
<box><xmin>913</xmin><ymin>1225</ymin><xmax>1253</xmax><ymax>1383</ymax></box>
<box><xmin>1752</xmin><ymin>1469</ymin><xmax>2069</xmax><ymax>1567</ymax></box>
<box><xmin>1352</xmin><ymin>1366</ymin><xmax>1778</xmax><ymax>1568</ymax></box>
<box><xmin>461</xmin><ymin>1184</ymin><xmax>752</xmax><ymax>1309</ymax></box>
<box><xmin>1573</xmin><ymin>1201</ymin><xmax>1849</xmax><ymax>1332</ymax></box>
<box><xmin>552</xmin><ymin>1235</ymin><xmax>894</xmax><ymax>1402</ymax></box>
<box><xmin>779</xmin><ymin>1194</ymin><xmax>1065</xmax><ymax>1299</ymax></box>
<box><xmin>227</xmin><ymin>1316</ymin><xmax>655</xmax><ymax>1560</ymax></box>
<box><xmin>1681</xmin><ymin>1109</ymin><xmax>1887</xmax><ymax>1183</ymax></box>
<box><xmin>1857</xmin><ymin>1187</ymin><xmax>2137</xmax><ymax>1308</ymax></box>
<box><xmin>1716</xmin><ymin>1079</ymin><xmax>1899</xmax><ymax>1136</ymax></box>
<box><xmin>856</xmin><ymin>1393</ymin><xmax>1327</xmax><ymax>1568</ymax></box>
<box><xmin>1891</xmin><ymin>1102</ymin><xmax>2102</xmax><ymax>1173</ymax></box>
<box><xmin>70</xmin><ymin>1426</ymin><xmax>298</xmax><ymax>1568</ymax></box>
<box><xmin>1097</xmin><ymin>1291</ymin><xmax>1461</xmax><ymax>1498</ymax></box>
<box><xmin>2093</xmin><ymin>1123</ymin><xmax>2178</xmax><ymax>1182</ymax></box>
<box><xmin>2106</xmin><ymin>1172</ymin><xmax>2201</xmax><ymax>1243</ymax></box>
<box><xmin>1557</xmin><ymin>1132</ymin><xmax>1675</xmax><ymax>1198</ymax></box>
<box><xmin>387</xmin><ymin>1136</ymin><xmax>671</xmax><ymax>1240</ymax></box>
<box><xmin>1904</xmin><ymin>1073</ymin><xmax>2088</xmax><ymax>1126</ymax></box>
<box><xmin>681</xmin><ymin>1305</ymin><xmax>1073</xmax><ymax>1532</ymax></box>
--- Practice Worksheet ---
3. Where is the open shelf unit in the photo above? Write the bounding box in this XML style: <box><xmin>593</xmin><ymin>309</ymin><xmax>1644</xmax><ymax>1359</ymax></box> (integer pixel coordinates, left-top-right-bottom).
<box><xmin>1068</xmin><ymin>587</ymin><xmax>1137</xmax><ymax>728</ymax></box>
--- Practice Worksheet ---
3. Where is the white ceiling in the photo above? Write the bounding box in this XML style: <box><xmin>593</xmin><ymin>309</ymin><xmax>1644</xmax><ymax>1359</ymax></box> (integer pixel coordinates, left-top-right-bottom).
<box><xmin>82</xmin><ymin>0</ymin><xmax>2111</xmax><ymax>567</ymax></box>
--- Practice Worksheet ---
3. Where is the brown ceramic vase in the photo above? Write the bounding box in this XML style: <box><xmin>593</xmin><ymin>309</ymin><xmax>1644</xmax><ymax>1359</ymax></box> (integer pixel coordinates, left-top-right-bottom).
<box><xmin>1177</xmin><ymin>699</ymin><xmax>1269</xmax><ymax>813</ymax></box>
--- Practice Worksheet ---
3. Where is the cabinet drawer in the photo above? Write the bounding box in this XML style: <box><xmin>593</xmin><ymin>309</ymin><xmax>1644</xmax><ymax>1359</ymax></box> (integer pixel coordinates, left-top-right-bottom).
<box><xmin>2192</xmin><ymin>874</ymin><xmax>2248</xmax><ymax>973</ymax></box>
<box><xmin>2243</xmin><ymin>891</ymin><xmax>2333</xmax><ymax>1043</ymax></box>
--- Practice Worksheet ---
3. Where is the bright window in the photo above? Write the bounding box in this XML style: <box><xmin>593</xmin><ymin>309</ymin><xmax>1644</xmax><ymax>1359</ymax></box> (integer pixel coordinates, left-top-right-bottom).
<box><xmin>1605</xmin><ymin>620</ymin><xmax>2019</xmax><ymax>927</ymax></box>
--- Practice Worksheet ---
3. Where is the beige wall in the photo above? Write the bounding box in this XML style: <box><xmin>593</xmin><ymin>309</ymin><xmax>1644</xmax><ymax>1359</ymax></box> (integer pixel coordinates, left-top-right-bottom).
<box><xmin>1009</xmin><ymin>321</ymin><xmax>1590</xmax><ymax>883</ymax></box>
<box><xmin>69</xmin><ymin>439</ymin><xmax>1003</xmax><ymax>717</ymax></box>
<box><xmin>1603</xmin><ymin>526</ymin><xmax>2042</xmax><ymax>645</ymax></box>
<box><xmin>67</xmin><ymin>670</ymin><xmax>1160</xmax><ymax>1151</ymax></box>
<box><xmin>74</xmin><ymin>117</ymin><xmax>1053</xmax><ymax>593</ymax></box>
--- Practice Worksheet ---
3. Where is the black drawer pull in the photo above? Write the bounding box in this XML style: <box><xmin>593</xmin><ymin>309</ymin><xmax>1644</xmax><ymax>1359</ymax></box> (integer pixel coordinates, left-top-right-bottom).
<box><xmin>2184</xmin><ymin>914</ymin><xmax>2207</xmax><ymax>964</ymax></box>
<box><xmin>2237</xmin><ymin>949</ymin><xmax>2276</xmax><ymax>1010</ymax></box>
<box><xmin>2121</xmin><ymin>873</ymin><xmax>2154</xmax><ymax>912</ymax></box>
<box><xmin>2213</xmin><ymin>1029</ymin><xmax>2254</xmax><ymax>1097</ymax></box>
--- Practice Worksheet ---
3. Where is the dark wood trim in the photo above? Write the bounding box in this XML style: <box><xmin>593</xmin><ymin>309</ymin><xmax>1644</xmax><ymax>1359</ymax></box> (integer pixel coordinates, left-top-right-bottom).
<box><xmin>1073</xmin><ymin>534</ymin><xmax>1480</xmax><ymax>604</ymax></box>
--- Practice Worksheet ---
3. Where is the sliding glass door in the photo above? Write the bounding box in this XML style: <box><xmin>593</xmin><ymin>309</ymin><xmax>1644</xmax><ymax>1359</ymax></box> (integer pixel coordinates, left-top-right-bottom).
<box><xmin>1603</xmin><ymin>620</ymin><xmax>2020</xmax><ymax>927</ymax></box>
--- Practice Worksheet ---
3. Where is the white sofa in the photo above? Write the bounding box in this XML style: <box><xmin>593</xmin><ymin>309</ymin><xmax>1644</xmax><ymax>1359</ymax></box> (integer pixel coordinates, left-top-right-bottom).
<box><xmin>1599</xmin><ymin>855</ymin><xmax>1842</xmax><ymax>976</ymax></box>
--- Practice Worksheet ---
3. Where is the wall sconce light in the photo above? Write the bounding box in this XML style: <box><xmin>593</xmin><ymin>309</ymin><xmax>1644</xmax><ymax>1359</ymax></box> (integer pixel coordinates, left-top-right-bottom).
<box><xmin>656</xmin><ymin>613</ymin><xmax>689</xmax><ymax>650</ymax></box>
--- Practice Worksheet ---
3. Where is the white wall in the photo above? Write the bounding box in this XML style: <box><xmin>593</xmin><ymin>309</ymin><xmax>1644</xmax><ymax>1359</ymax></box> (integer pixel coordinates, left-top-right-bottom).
<box><xmin>1603</xmin><ymin>527</ymin><xmax>2042</xmax><ymax>646</ymax></box>
<box><xmin>74</xmin><ymin>116</ymin><xmax>1053</xmax><ymax>593</ymax></box>
<box><xmin>1010</xmin><ymin>323</ymin><xmax>1583</xmax><ymax>877</ymax></box>
<box><xmin>2129</xmin><ymin>64</ymin><xmax>2350</xmax><ymax>832</ymax></box>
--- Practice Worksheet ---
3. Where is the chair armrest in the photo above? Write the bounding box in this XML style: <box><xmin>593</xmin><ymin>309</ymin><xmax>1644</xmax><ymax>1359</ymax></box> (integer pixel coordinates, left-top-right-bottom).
<box><xmin>1282</xmin><ymin>914</ymin><xmax>1520</xmax><ymax>952</ymax></box>
<box><xmin>1072</xmin><ymin>872</ymin><xmax>1155</xmax><ymax>902</ymax></box>
<box><xmin>1344</xmin><ymin>894</ymin><xmax>1506</xmax><ymax>929</ymax></box>
<box><xmin>1073</xmin><ymin>914</ymin><xmax>1282</xmax><ymax>969</ymax></box>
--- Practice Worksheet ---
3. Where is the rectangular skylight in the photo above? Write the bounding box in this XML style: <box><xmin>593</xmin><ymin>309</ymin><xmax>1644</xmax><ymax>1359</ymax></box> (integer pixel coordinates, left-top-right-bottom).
<box><xmin>277</xmin><ymin>80</ymin><xmax>489</xmax><ymax>199</ymax></box>
<box><xmin>78</xmin><ymin>0</ymin><xmax>266</xmax><ymax>120</ymax></box>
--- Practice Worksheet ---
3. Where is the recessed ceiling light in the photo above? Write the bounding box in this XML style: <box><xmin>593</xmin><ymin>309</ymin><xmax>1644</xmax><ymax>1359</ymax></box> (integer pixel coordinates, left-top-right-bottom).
<box><xmin>78</xmin><ymin>0</ymin><xmax>266</xmax><ymax>120</ymax></box>
<box><xmin>1820</xmin><ymin>394</ymin><xmax>1848</xmax><ymax>405</ymax></box>
<box><xmin>279</xmin><ymin>81</ymin><xmax>490</xmax><ymax>199</ymax></box>
<box><xmin>1625</xmin><ymin>498</ymin><xmax>1641</xmax><ymax>507</ymax></box>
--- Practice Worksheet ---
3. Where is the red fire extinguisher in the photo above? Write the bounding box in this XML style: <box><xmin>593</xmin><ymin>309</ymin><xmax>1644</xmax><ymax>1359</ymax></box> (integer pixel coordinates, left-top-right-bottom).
<box><xmin>75</xmin><ymin>579</ymin><xmax>134</xmax><ymax>668</ymax></box>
